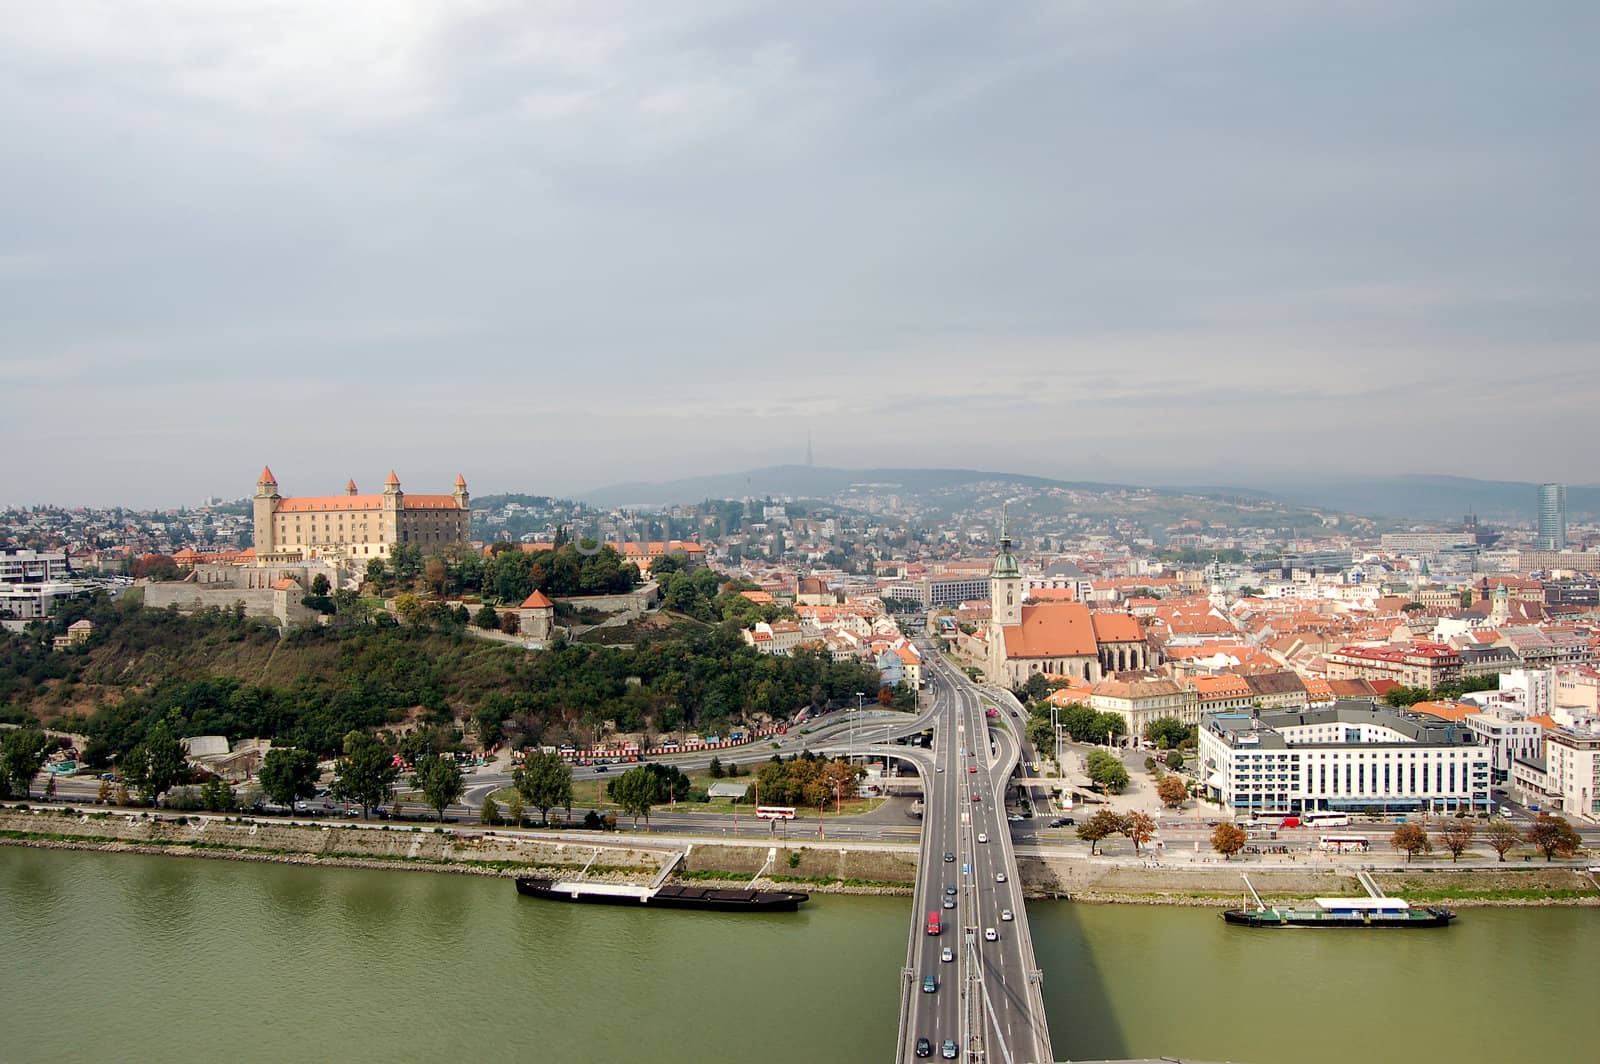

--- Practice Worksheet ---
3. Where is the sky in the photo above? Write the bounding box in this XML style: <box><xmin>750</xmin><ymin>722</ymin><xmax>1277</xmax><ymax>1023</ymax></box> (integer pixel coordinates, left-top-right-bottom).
<box><xmin>3</xmin><ymin>1</ymin><xmax>1597</xmax><ymax>507</ymax></box>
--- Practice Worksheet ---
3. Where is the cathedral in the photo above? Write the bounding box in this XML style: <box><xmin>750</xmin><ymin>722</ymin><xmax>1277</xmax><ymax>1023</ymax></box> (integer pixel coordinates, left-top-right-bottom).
<box><xmin>251</xmin><ymin>466</ymin><xmax>471</xmax><ymax>565</ymax></box>
<box><xmin>983</xmin><ymin>520</ymin><xmax>1150</xmax><ymax>687</ymax></box>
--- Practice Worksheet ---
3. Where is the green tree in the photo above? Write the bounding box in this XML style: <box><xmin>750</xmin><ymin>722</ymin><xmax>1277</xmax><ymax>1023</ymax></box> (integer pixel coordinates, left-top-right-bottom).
<box><xmin>0</xmin><ymin>728</ymin><xmax>51</xmax><ymax>799</ymax></box>
<box><xmin>480</xmin><ymin>795</ymin><xmax>500</xmax><ymax>825</ymax></box>
<box><xmin>708</xmin><ymin>755</ymin><xmax>725</xmax><ymax>779</ymax></box>
<box><xmin>1157</xmin><ymin>775</ymin><xmax>1188</xmax><ymax>810</ymax></box>
<box><xmin>474</xmin><ymin>605</ymin><xmax>500</xmax><ymax>630</ymax></box>
<box><xmin>1086</xmin><ymin>750</ymin><xmax>1130</xmax><ymax>794</ymax></box>
<box><xmin>332</xmin><ymin>730</ymin><xmax>400</xmax><ymax>819</ymax></box>
<box><xmin>1391</xmin><ymin>823</ymin><xmax>1432</xmax><ymax>862</ymax></box>
<box><xmin>310</xmin><ymin>573</ymin><xmax>331</xmax><ymax>597</ymax></box>
<box><xmin>1165</xmin><ymin>749</ymin><xmax>1185</xmax><ymax>773</ymax></box>
<box><xmin>258</xmin><ymin>747</ymin><xmax>321</xmax><ymax>810</ymax></box>
<box><xmin>1526</xmin><ymin>814</ymin><xmax>1582</xmax><ymax>861</ymax></box>
<box><xmin>1076</xmin><ymin>808</ymin><xmax>1126</xmax><ymax>856</ymax></box>
<box><xmin>514</xmin><ymin>750</ymin><xmax>574</xmax><ymax>826</ymax></box>
<box><xmin>200</xmin><ymin>776</ymin><xmax>236</xmax><ymax>812</ymax></box>
<box><xmin>413</xmin><ymin>755</ymin><xmax>465</xmax><ymax>822</ymax></box>
<box><xmin>608</xmin><ymin>765</ymin><xmax>667</xmax><ymax>828</ymax></box>
<box><xmin>1210</xmin><ymin>822</ymin><xmax>1247</xmax><ymax>859</ymax></box>
<box><xmin>1436</xmin><ymin>820</ymin><xmax>1474</xmax><ymax>862</ymax></box>
<box><xmin>1017</xmin><ymin>673</ymin><xmax>1050</xmax><ymax>703</ymax></box>
<box><xmin>1146</xmin><ymin>717</ymin><xmax>1192</xmax><ymax>750</ymax></box>
<box><xmin>1484</xmin><ymin>817</ymin><xmax>1521</xmax><ymax>862</ymax></box>
<box><xmin>121</xmin><ymin>723</ymin><xmax>187</xmax><ymax>805</ymax></box>
<box><xmin>364</xmin><ymin>558</ymin><xmax>387</xmax><ymax>588</ymax></box>
<box><xmin>1026</xmin><ymin>714</ymin><xmax>1055</xmax><ymax>752</ymax></box>
<box><xmin>504</xmin><ymin>792</ymin><xmax>525</xmax><ymax>828</ymax></box>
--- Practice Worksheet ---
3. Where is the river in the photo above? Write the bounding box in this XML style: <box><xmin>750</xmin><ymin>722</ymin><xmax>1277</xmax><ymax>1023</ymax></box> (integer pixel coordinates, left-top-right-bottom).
<box><xmin>1</xmin><ymin>849</ymin><xmax>1594</xmax><ymax>1063</ymax></box>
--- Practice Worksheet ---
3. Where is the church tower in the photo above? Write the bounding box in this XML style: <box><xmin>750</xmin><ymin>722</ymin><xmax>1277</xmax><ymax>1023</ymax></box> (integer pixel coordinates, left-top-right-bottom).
<box><xmin>253</xmin><ymin>466</ymin><xmax>280</xmax><ymax>555</ymax></box>
<box><xmin>990</xmin><ymin>507</ymin><xmax>1022</xmax><ymax>627</ymax></box>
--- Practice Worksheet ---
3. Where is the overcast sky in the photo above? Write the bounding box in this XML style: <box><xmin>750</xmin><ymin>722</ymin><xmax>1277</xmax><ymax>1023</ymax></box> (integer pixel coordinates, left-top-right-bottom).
<box><xmin>3</xmin><ymin>1</ymin><xmax>1596</xmax><ymax>507</ymax></box>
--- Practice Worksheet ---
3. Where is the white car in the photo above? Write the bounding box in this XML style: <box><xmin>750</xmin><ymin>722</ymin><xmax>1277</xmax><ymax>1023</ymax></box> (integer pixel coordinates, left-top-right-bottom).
<box><xmin>976</xmin><ymin>832</ymin><xmax>988</xmax><ymax>844</ymax></box>
<box><xmin>984</xmin><ymin>927</ymin><xmax>998</xmax><ymax>941</ymax></box>
<box><xmin>995</xmin><ymin>872</ymin><xmax>1006</xmax><ymax>883</ymax></box>
<box><xmin>1001</xmin><ymin>908</ymin><xmax>1014</xmax><ymax>922</ymax></box>
<box><xmin>941</xmin><ymin>946</ymin><xmax>954</xmax><ymax>963</ymax></box>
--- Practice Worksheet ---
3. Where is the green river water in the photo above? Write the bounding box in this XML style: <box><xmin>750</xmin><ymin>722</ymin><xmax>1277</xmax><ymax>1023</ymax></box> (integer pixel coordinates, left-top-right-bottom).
<box><xmin>1</xmin><ymin>848</ymin><xmax>1594</xmax><ymax>1063</ymax></box>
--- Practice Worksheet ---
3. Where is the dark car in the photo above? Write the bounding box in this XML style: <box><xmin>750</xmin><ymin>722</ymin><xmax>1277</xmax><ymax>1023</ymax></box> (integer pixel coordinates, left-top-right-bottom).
<box><xmin>916</xmin><ymin>1037</ymin><xmax>933</xmax><ymax>1058</ymax></box>
<box><xmin>594</xmin><ymin>765</ymin><xmax>608</xmax><ymax>773</ymax></box>
<box><xmin>943</xmin><ymin>851</ymin><xmax>955</xmax><ymax>862</ymax></box>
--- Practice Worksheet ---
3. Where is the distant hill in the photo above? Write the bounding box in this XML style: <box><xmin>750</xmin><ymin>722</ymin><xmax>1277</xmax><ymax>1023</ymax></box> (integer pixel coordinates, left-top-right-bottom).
<box><xmin>584</xmin><ymin>465</ymin><xmax>1600</xmax><ymax>525</ymax></box>
<box><xmin>1241</xmin><ymin>475</ymin><xmax>1600</xmax><ymax>524</ymax></box>
<box><xmin>580</xmin><ymin>465</ymin><xmax>1138</xmax><ymax>508</ymax></box>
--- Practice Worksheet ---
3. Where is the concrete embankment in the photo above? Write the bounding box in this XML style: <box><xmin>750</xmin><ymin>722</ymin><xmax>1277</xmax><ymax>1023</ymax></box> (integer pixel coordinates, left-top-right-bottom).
<box><xmin>3</xmin><ymin>807</ymin><xmax>1593</xmax><ymax>904</ymax></box>
<box><xmin>1017</xmin><ymin>853</ymin><xmax>1600</xmax><ymax>906</ymax></box>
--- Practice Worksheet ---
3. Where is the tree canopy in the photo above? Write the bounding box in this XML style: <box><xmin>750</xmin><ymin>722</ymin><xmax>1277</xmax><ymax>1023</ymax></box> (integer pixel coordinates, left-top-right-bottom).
<box><xmin>258</xmin><ymin>747</ymin><xmax>321</xmax><ymax>809</ymax></box>
<box><xmin>332</xmin><ymin>730</ymin><xmax>399</xmax><ymax>818</ymax></box>
<box><xmin>514</xmin><ymin>750</ymin><xmax>574</xmax><ymax>825</ymax></box>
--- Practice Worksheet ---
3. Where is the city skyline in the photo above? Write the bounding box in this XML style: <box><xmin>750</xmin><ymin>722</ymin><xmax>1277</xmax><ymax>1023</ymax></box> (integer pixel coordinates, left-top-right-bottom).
<box><xmin>3</xmin><ymin>2</ymin><xmax>1597</xmax><ymax>505</ymax></box>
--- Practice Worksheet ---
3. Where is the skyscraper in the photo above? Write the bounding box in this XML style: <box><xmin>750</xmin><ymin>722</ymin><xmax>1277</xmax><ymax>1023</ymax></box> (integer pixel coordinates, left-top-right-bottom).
<box><xmin>1537</xmin><ymin>482</ymin><xmax>1567</xmax><ymax>551</ymax></box>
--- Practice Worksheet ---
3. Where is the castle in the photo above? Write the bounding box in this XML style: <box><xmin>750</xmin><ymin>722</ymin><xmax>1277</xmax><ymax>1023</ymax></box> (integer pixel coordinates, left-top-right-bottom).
<box><xmin>252</xmin><ymin>466</ymin><xmax>470</xmax><ymax>565</ymax></box>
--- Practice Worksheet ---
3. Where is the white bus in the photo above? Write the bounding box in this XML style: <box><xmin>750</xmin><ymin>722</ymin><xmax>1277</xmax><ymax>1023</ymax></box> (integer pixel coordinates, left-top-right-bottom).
<box><xmin>1303</xmin><ymin>812</ymin><xmax>1351</xmax><ymax>828</ymax></box>
<box><xmin>1318</xmin><ymin>835</ymin><xmax>1370</xmax><ymax>853</ymax></box>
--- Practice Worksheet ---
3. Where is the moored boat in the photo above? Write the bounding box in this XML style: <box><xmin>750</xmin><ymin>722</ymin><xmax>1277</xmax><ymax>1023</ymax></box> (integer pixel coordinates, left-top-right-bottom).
<box><xmin>1221</xmin><ymin>872</ymin><xmax>1454</xmax><ymax>929</ymax></box>
<box><xmin>515</xmin><ymin>877</ymin><xmax>809</xmax><ymax>912</ymax></box>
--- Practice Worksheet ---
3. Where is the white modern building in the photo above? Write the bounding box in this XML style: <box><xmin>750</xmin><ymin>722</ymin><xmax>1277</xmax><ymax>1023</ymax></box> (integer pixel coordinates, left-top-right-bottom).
<box><xmin>1200</xmin><ymin>701</ymin><xmax>1492</xmax><ymax>815</ymax></box>
<box><xmin>1461</xmin><ymin>712</ymin><xmax>1545</xmax><ymax>783</ymax></box>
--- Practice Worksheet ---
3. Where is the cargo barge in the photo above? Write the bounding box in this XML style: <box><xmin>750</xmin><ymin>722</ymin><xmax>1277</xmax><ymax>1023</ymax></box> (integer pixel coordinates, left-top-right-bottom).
<box><xmin>515</xmin><ymin>877</ymin><xmax>809</xmax><ymax>912</ymax></box>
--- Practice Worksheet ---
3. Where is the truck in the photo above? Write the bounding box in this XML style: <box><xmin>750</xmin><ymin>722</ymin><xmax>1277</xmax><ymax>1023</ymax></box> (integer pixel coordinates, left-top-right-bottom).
<box><xmin>926</xmin><ymin>911</ymin><xmax>941</xmax><ymax>936</ymax></box>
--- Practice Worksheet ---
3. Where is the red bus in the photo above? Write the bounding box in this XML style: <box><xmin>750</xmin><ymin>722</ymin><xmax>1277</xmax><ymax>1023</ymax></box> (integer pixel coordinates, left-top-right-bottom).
<box><xmin>926</xmin><ymin>911</ymin><xmax>941</xmax><ymax>936</ymax></box>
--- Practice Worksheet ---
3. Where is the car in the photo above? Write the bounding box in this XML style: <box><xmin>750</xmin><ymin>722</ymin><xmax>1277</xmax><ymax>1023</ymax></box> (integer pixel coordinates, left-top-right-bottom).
<box><xmin>594</xmin><ymin>765</ymin><xmax>608</xmax><ymax>773</ymax></box>
<box><xmin>942</xmin><ymin>897</ymin><xmax>956</xmax><ymax>909</ymax></box>
<box><xmin>942</xmin><ymin>1039</ymin><xmax>959</xmax><ymax>1059</ymax></box>
<box><xmin>984</xmin><ymin>927</ymin><xmax>998</xmax><ymax>941</ymax></box>
<box><xmin>945</xmin><ymin>885</ymin><xmax>957</xmax><ymax>895</ymax></box>
<box><xmin>1001</xmin><ymin>908</ymin><xmax>1014</xmax><ymax>921</ymax></box>
<box><xmin>941</xmin><ymin>947</ymin><xmax>954</xmax><ymax>963</ymax></box>
<box><xmin>922</xmin><ymin>975</ymin><xmax>938</xmax><ymax>993</ymax></box>
<box><xmin>995</xmin><ymin>872</ymin><xmax>1006</xmax><ymax>883</ymax></box>
<box><xmin>968</xmin><ymin>765</ymin><xmax>977</xmax><ymax>773</ymax></box>
<box><xmin>972</xmin><ymin>792</ymin><xmax>981</xmax><ymax>802</ymax></box>
<box><xmin>936</xmin><ymin>766</ymin><xmax>944</xmax><ymax>773</ymax></box>
<box><xmin>1007</xmin><ymin>814</ymin><xmax>1024</xmax><ymax>822</ymax></box>
<box><xmin>977</xmin><ymin>832</ymin><xmax>988</xmax><ymax>844</ymax></box>
<box><xmin>944</xmin><ymin>851</ymin><xmax>955</xmax><ymax>863</ymax></box>
<box><xmin>915</xmin><ymin>1037</ymin><xmax>933</xmax><ymax>1058</ymax></box>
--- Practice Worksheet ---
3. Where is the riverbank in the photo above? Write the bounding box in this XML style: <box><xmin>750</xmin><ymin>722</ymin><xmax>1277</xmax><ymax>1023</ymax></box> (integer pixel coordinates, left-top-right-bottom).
<box><xmin>3</xmin><ymin>805</ymin><xmax>1595</xmax><ymax>905</ymax></box>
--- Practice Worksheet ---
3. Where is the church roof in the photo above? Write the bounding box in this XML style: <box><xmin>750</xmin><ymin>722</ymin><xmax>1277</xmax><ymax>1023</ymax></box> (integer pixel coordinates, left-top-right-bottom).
<box><xmin>1089</xmin><ymin>612</ymin><xmax>1143</xmax><ymax>644</ymax></box>
<box><xmin>999</xmin><ymin>602</ymin><xmax>1099</xmax><ymax>659</ymax></box>
<box><xmin>520</xmin><ymin>590</ymin><xmax>554</xmax><ymax>609</ymax></box>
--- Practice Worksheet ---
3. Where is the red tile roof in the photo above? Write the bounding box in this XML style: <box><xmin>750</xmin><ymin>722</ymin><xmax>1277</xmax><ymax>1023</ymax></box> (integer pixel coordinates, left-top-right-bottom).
<box><xmin>520</xmin><ymin>590</ymin><xmax>554</xmax><ymax>609</ymax></box>
<box><xmin>999</xmin><ymin>603</ymin><xmax>1099</xmax><ymax>658</ymax></box>
<box><xmin>1089</xmin><ymin>612</ymin><xmax>1143</xmax><ymax>644</ymax></box>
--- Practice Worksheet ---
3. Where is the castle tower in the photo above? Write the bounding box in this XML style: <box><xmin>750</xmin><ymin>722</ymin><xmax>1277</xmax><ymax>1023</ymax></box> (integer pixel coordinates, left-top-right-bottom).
<box><xmin>346</xmin><ymin>478</ymin><xmax>358</xmax><ymax>496</ymax></box>
<box><xmin>453</xmin><ymin>473</ymin><xmax>469</xmax><ymax>510</ymax></box>
<box><xmin>990</xmin><ymin>506</ymin><xmax>1022</xmax><ymax>628</ymax></box>
<box><xmin>382</xmin><ymin>470</ymin><xmax>403</xmax><ymax>547</ymax></box>
<box><xmin>253</xmin><ymin>465</ymin><xmax>280</xmax><ymax>555</ymax></box>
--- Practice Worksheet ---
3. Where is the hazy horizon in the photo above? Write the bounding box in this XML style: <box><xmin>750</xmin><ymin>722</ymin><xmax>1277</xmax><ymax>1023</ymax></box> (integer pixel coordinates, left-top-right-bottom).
<box><xmin>4</xmin><ymin>2</ymin><xmax>1596</xmax><ymax>508</ymax></box>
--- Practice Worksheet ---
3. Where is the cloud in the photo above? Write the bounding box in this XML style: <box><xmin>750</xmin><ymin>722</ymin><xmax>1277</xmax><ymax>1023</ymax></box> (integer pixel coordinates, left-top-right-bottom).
<box><xmin>0</xmin><ymin>1</ymin><xmax>1596</xmax><ymax>505</ymax></box>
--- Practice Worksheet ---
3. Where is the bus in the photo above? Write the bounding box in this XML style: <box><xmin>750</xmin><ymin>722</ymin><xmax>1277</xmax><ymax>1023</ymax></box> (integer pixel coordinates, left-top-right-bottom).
<box><xmin>1318</xmin><ymin>835</ymin><xmax>1371</xmax><ymax>854</ymax></box>
<box><xmin>1303</xmin><ymin>812</ymin><xmax>1352</xmax><ymax>828</ymax></box>
<box><xmin>926</xmin><ymin>911</ymin><xmax>941</xmax><ymax>936</ymax></box>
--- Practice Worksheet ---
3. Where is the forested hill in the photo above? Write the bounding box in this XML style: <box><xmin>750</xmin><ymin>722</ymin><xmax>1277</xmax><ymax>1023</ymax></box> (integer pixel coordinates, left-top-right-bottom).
<box><xmin>1</xmin><ymin>596</ymin><xmax>881</xmax><ymax>763</ymax></box>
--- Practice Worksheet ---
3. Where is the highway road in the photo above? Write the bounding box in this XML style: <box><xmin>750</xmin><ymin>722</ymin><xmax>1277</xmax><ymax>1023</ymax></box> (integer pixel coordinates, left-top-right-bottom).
<box><xmin>899</xmin><ymin>647</ymin><xmax>1053</xmax><ymax>1064</ymax></box>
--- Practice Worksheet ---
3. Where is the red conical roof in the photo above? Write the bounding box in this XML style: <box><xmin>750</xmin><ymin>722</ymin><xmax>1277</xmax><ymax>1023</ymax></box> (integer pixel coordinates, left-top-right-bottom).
<box><xmin>455</xmin><ymin>473</ymin><xmax>467</xmax><ymax>488</ymax></box>
<box><xmin>385</xmin><ymin>470</ymin><xmax>400</xmax><ymax>486</ymax></box>
<box><xmin>258</xmin><ymin>465</ymin><xmax>277</xmax><ymax>484</ymax></box>
<box><xmin>346</xmin><ymin>478</ymin><xmax>358</xmax><ymax>493</ymax></box>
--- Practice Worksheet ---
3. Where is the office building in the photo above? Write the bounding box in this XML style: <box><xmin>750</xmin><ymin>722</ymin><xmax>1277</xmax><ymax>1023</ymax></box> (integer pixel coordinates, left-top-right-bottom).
<box><xmin>1538</xmin><ymin>482</ymin><xmax>1567</xmax><ymax>552</ymax></box>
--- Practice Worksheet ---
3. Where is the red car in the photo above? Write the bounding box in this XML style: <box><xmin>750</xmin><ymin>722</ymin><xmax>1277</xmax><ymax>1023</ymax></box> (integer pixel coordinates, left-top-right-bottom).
<box><xmin>968</xmin><ymin>765</ymin><xmax>977</xmax><ymax>773</ymax></box>
<box><xmin>972</xmin><ymin>792</ymin><xmax>981</xmax><ymax>802</ymax></box>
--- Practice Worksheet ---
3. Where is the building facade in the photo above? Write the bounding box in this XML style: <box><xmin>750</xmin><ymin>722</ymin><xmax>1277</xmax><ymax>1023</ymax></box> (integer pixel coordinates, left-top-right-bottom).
<box><xmin>1325</xmin><ymin>642</ymin><xmax>1462</xmax><ymax>688</ymax></box>
<box><xmin>1199</xmin><ymin>702</ymin><xmax>1492</xmax><ymax>815</ymax></box>
<box><xmin>252</xmin><ymin>466</ymin><xmax>470</xmax><ymax>564</ymax></box>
